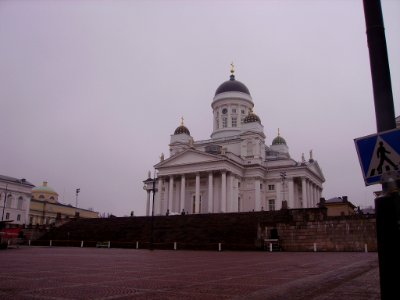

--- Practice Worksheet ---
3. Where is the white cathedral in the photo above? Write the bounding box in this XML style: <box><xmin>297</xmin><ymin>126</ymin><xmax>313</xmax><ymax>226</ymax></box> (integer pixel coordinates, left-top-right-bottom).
<box><xmin>144</xmin><ymin>66</ymin><xmax>325</xmax><ymax>216</ymax></box>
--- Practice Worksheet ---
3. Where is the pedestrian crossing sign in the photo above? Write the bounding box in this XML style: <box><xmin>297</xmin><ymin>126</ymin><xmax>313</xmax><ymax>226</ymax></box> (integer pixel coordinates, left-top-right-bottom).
<box><xmin>354</xmin><ymin>128</ymin><xmax>400</xmax><ymax>185</ymax></box>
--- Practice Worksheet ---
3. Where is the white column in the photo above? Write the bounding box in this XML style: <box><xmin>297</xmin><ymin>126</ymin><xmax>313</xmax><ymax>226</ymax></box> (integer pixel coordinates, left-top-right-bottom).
<box><xmin>180</xmin><ymin>175</ymin><xmax>185</xmax><ymax>213</ymax></box>
<box><xmin>307</xmin><ymin>181</ymin><xmax>312</xmax><ymax>208</ymax></box>
<box><xmin>313</xmin><ymin>184</ymin><xmax>316</xmax><ymax>207</ymax></box>
<box><xmin>227</xmin><ymin>174</ymin><xmax>234</xmax><ymax>212</ymax></box>
<box><xmin>276</xmin><ymin>181</ymin><xmax>282</xmax><ymax>210</ymax></box>
<box><xmin>195</xmin><ymin>173</ymin><xmax>200</xmax><ymax>214</ymax></box>
<box><xmin>221</xmin><ymin>171</ymin><xmax>227</xmax><ymax>212</ymax></box>
<box><xmin>233</xmin><ymin>177</ymin><xmax>239</xmax><ymax>212</ymax></box>
<box><xmin>302</xmin><ymin>178</ymin><xmax>307</xmax><ymax>208</ymax></box>
<box><xmin>255</xmin><ymin>179</ymin><xmax>261</xmax><ymax>211</ymax></box>
<box><xmin>208</xmin><ymin>172</ymin><xmax>213</xmax><ymax>213</ymax></box>
<box><xmin>168</xmin><ymin>176</ymin><xmax>174</xmax><ymax>213</ymax></box>
<box><xmin>146</xmin><ymin>191</ymin><xmax>151</xmax><ymax>216</ymax></box>
<box><xmin>288</xmin><ymin>179</ymin><xmax>294</xmax><ymax>209</ymax></box>
<box><xmin>156</xmin><ymin>178</ymin><xmax>163</xmax><ymax>215</ymax></box>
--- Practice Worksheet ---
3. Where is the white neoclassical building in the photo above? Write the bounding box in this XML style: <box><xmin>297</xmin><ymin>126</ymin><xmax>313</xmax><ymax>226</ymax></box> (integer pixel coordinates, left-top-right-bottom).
<box><xmin>144</xmin><ymin>67</ymin><xmax>325</xmax><ymax>216</ymax></box>
<box><xmin>0</xmin><ymin>175</ymin><xmax>34</xmax><ymax>225</ymax></box>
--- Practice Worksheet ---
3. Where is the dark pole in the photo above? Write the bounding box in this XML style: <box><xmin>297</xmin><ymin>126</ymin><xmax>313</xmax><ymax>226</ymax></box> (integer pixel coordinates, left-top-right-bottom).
<box><xmin>362</xmin><ymin>1</ymin><xmax>398</xmax><ymax>299</ymax></box>
<box><xmin>363</xmin><ymin>0</ymin><xmax>396</xmax><ymax>132</ymax></box>
<box><xmin>1</xmin><ymin>184</ymin><xmax>8</xmax><ymax>221</ymax></box>
<box><xmin>150</xmin><ymin>172</ymin><xmax>156</xmax><ymax>250</ymax></box>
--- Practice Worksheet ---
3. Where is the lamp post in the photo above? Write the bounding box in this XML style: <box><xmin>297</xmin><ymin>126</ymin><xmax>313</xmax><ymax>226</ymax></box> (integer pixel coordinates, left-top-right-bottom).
<box><xmin>1</xmin><ymin>184</ymin><xmax>8</xmax><ymax>221</ymax></box>
<box><xmin>143</xmin><ymin>170</ymin><xmax>157</xmax><ymax>250</ymax></box>
<box><xmin>280</xmin><ymin>172</ymin><xmax>286</xmax><ymax>206</ymax></box>
<box><xmin>75</xmin><ymin>188</ymin><xmax>80</xmax><ymax>208</ymax></box>
<box><xmin>150</xmin><ymin>171</ymin><xmax>157</xmax><ymax>250</ymax></box>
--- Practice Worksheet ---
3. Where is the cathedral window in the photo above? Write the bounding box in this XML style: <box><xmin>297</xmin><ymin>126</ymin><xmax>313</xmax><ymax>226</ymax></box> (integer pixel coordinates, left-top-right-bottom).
<box><xmin>268</xmin><ymin>199</ymin><xmax>275</xmax><ymax>211</ymax></box>
<box><xmin>268</xmin><ymin>184</ymin><xmax>275</xmax><ymax>191</ymax></box>
<box><xmin>241</xmin><ymin>109</ymin><xmax>245</xmax><ymax>114</ymax></box>
<box><xmin>6</xmin><ymin>212</ymin><xmax>10</xmax><ymax>219</ymax></box>
<box><xmin>222</xmin><ymin>108</ymin><xmax>228</xmax><ymax>114</ymax></box>
<box><xmin>216</xmin><ymin>118</ymin><xmax>219</xmax><ymax>129</ymax></box>
<box><xmin>222</xmin><ymin>117</ymin><xmax>227</xmax><ymax>128</ymax></box>
<box><xmin>232</xmin><ymin>108</ymin><xmax>236</xmax><ymax>113</ymax></box>
<box><xmin>17</xmin><ymin>214</ymin><xmax>21</xmax><ymax>221</ymax></box>
<box><xmin>232</xmin><ymin>117</ymin><xmax>237</xmax><ymax>127</ymax></box>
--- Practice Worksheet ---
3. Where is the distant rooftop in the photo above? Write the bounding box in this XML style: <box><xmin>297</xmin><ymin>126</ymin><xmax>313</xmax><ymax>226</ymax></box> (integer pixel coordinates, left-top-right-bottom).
<box><xmin>0</xmin><ymin>175</ymin><xmax>35</xmax><ymax>187</ymax></box>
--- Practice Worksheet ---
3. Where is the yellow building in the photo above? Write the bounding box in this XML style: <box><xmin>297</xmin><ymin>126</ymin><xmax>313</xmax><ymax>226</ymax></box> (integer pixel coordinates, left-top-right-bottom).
<box><xmin>29</xmin><ymin>181</ymin><xmax>98</xmax><ymax>225</ymax></box>
<box><xmin>320</xmin><ymin>196</ymin><xmax>357</xmax><ymax>217</ymax></box>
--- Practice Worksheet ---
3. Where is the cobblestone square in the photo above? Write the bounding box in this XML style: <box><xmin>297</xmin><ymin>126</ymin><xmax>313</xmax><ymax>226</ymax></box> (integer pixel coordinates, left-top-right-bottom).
<box><xmin>0</xmin><ymin>247</ymin><xmax>379</xmax><ymax>299</ymax></box>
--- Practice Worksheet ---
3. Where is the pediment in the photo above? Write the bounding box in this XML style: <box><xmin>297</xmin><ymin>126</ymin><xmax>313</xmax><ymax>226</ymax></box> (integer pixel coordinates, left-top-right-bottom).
<box><xmin>308</xmin><ymin>161</ymin><xmax>325</xmax><ymax>182</ymax></box>
<box><xmin>155</xmin><ymin>149</ymin><xmax>221</xmax><ymax>168</ymax></box>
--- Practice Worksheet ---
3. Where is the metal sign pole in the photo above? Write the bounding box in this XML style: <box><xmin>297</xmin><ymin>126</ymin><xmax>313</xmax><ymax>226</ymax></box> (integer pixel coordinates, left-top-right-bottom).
<box><xmin>362</xmin><ymin>1</ymin><xmax>399</xmax><ymax>299</ymax></box>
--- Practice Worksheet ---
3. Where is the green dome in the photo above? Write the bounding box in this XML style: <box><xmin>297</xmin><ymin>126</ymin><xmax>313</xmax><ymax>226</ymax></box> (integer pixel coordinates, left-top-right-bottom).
<box><xmin>243</xmin><ymin>111</ymin><xmax>261</xmax><ymax>123</ymax></box>
<box><xmin>174</xmin><ymin>125</ymin><xmax>190</xmax><ymax>135</ymax></box>
<box><xmin>272</xmin><ymin>135</ymin><xmax>286</xmax><ymax>145</ymax></box>
<box><xmin>32</xmin><ymin>181</ymin><xmax>58</xmax><ymax>195</ymax></box>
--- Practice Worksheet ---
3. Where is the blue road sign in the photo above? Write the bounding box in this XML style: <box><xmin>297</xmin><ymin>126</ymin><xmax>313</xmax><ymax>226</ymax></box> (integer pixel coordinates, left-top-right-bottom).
<box><xmin>354</xmin><ymin>128</ymin><xmax>400</xmax><ymax>185</ymax></box>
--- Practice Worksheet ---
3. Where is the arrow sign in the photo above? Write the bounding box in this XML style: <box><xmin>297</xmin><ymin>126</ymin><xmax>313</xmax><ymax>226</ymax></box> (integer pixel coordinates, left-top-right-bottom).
<box><xmin>354</xmin><ymin>128</ymin><xmax>400</xmax><ymax>185</ymax></box>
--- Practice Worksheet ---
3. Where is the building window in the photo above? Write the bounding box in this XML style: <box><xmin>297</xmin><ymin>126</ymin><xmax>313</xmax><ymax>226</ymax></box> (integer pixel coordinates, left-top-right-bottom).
<box><xmin>232</xmin><ymin>108</ymin><xmax>236</xmax><ymax>113</ymax></box>
<box><xmin>268</xmin><ymin>199</ymin><xmax>275</xmax><ymax>211</ymax></box>
<box><xmin>238</xmin><ymin>182</ymin><xmax>241</xmax><ymax>188</ymax></box>
<box><xmin>268</xmin><ymin>184</ymin><xmax>275</xmax><ymax>191</ymax></box>
<box><xmin>241</xmin><ymin>109</ymin><xmax>245</xmax><ymax>114</ymax></box>
<box><xmin>222</xmin><ymin>117</ymin><xmax>227</xmax><ymax>128</ymax></box>
<box><xmin>17</xmin><ymin>197</ymin><xmax>23</xmax><ymax>210</ymax></box>
<box><xmin>222</xmin><ymin>108</ymin><xmax>228</xmax><ymax>114</ymax></box>
<box><xmin>232</xmin><ymin>117</ymin><xmax>237</xmax><ymax>127</ymax></box>
<box><xmin>5</xmin><ymin>212</ymin><xmax>10</xmax><ymax>220</ymax></box>
<box><xmin>216</xmin><ymin>118</ymin><xmax>219</xmax><ymax>129</ymax></box>
<box><xmin>6</xmin><ymin>195</ymin><xmax>12</xmax><ymax>208</ymax></box>
<box><xmin>260</xmin><ymin>184</ymin><xmax>263</xmax><ymax>190</ymax></box>
<box><xmin>17</xmin><ymin>214</ymin><xmax>21</xmax><ymax>221</ymax></box>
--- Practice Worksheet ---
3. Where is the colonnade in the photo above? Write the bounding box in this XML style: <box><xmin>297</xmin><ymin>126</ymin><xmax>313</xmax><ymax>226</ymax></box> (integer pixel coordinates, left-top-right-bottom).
<box><xmin>144</xmin><ymin>174</ymin><xmax>323</xmax><ymax>216</ymax></box>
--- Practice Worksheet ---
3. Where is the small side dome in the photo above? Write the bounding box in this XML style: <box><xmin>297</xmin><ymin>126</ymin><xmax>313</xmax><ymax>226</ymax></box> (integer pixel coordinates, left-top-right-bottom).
<box><xmin>272</xmin><ymin>129</ymin><xmax>287</xmax><ymax>145</ymax></box>
<box><xmin>243</xmin><ymin>110</ymin><xmax>261</xmax><ymax>123</ymax></box>
<box><xmin>174</xmin><ymin>117</ymin><xmax>190</xmax><ymax>135</ymax></box>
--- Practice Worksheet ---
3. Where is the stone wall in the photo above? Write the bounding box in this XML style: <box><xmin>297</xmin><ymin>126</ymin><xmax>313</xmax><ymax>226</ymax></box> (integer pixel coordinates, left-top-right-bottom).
<box><xmin>260</xmin><ymin>209</ymin><xmax>377</xmax><ymax>252</ymax></box>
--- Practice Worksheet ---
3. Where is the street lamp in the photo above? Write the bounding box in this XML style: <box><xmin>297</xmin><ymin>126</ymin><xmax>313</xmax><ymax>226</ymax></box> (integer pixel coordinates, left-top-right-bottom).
<box><xmin>280</xmin><ymin>172</ymin><xmax>286</xmax><ymax>206</ymax></box>
<box><xmin>1</xmin><ymin>184</ymin><xmax>8</xmax><ymax>221</ymax></box>
<box><xmin>75</xmin><ymin>188</ymin><xmax>80</xmax><ymax>208</ymax></box>
<box><xmin>143</xmin><ymin>170</ymin><xmax>157</xmax><ymax>250</ymax></box>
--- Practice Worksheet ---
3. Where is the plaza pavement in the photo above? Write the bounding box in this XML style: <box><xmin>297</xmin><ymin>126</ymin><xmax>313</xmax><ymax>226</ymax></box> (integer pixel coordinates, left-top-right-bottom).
<box><xmin>0</xmin><ymin>247</ymin><xmax>379</xmax><ymax>300</ymax></box>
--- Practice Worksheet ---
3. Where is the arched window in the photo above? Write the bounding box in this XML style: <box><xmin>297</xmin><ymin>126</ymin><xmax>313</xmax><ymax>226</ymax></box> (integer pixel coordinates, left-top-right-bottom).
<box><xmin>17</xmin><ymin>197</ymin><xmax>24</xmax><ymax>210</ymax></box>
<box><xmin>6</xmin><ymin>195</ymin><xmax>12</xmax><ymax>208</ymax></box>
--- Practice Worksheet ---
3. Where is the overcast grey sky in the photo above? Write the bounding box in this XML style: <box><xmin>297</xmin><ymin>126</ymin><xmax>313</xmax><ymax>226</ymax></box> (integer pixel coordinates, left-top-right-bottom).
<box><xmin>1</xmin><ymin>0</ymin><xmax>399</xmax><ymax>217</ymax></box>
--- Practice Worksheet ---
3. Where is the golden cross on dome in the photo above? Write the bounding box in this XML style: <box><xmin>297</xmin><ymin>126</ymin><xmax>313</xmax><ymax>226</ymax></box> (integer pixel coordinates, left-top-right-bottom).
<box><xmin>180</xmin><ymin>116</ymin><xmax>184</xmax><ymax>126</ymax></box>
<box><xmin>278</xmin><ymin>128</ymin><xmax>280</xmax><ymax>136</ymax></box>
<box><xmin>230</xmin><ymin>62</ymin><xmax>235</xmax><ymax>75</ymax></box>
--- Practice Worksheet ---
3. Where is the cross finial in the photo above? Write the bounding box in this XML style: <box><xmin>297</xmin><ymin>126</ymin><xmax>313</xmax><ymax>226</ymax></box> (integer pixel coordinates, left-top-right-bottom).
<box><xmin>230</xmin><ymin>62</ymin><xmax>235</xmax><ymax>75</ymax></box>
<box><xmin>278</xmin><ymin>128</ymin><xmax>280</xmax><ymax>137</ymax></box>
<box><xmin>180</xmin><ymin>116</ymin><xmax>184</xmax><ymax>126</ymax></box>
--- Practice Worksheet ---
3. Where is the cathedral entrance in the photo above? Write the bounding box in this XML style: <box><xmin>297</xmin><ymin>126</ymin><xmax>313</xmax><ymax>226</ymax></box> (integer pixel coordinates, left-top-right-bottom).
<box><xmin>192</xmin><ymin>194</ymin><xmax>202</xmax><ymax>214</ymax></box>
